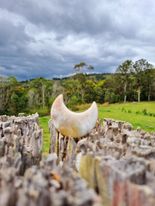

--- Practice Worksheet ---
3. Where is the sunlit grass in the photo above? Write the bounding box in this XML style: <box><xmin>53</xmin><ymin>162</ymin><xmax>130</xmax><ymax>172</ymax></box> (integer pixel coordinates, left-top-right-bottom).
<box><xmin>39</xmin><ymin>116</ymin><xmax>50</xmax><ymax>153</ymax></box>
<box><xmin>98</xmin><ymin>102</ymin><xmax>155</xmax><ymax>131</ymax></box>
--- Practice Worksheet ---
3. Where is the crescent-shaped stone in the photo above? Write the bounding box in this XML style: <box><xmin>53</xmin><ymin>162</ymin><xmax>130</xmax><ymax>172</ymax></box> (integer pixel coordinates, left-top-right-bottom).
<box><xmin>51</xmin><ymin>94</ymin><xmax>98</xmax><ymax>138</ymax></box>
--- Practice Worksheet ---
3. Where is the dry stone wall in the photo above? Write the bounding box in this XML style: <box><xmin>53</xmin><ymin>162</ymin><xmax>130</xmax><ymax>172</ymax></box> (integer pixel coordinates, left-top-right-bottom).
<box><xmin>49</xmin><ymin>118</ymin><xmax>155</xmax><ymax>206</ymax></box>
<box><xmin>0</xmin><ymin>153</ymin><xmax>99</xmax><ymax>206</ymax></box>
<box><xmin>0</xmin><ymin>115</ymin><xmax>99</xmax><ymax>206</ymax></box>
<box><xmin>0</xmin><ymin>113</ymin><xmax>42</xmax><ymax>174</ymax></box>
<box><xmin>1</xmin><ymin>113</ymin><xmax>155</xmax><ymax>206</ymax></box>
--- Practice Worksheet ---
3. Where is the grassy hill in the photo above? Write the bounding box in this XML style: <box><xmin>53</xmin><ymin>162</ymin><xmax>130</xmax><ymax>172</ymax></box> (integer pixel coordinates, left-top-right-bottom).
<box><xmin>39</xmin><ymin>101</ymin><xmax>155</xmax><ymax>153</ymax></box>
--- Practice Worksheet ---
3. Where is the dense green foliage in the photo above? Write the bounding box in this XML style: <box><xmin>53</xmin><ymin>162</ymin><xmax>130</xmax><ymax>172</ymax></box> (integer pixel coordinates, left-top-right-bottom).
<box><xmin>40</xmin><ymin>101</ymin><xmax>155</xmax><ymax>153</ymax></box>
<box><xmin>0</xmin><ymin>59</ymin><xmax>155</xmax><ymax>116</ymax></box>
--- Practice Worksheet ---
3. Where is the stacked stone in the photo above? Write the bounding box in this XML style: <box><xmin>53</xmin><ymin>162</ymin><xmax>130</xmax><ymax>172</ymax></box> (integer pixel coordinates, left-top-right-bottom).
<box><xmin>0</xmin><ymin>153</ymin><xmax>100</xmax><ymax>206</ymax></box>
<box><xmin>1</xmin><ymin>114</ymin><xmax>155</xmax><ymax>206</ymax></box>
<box><xmin>49</xmin><ymin>118</ymin><xmax>155</xmax><ymax>206</ymax></box>
<box><xmin>77</xmin><ymin>119</ymin><xmax>155</xmax><ymax>206</ymax></box>
<box><xmin>0</xmin><ymin>113</ymin><xmax>42</xmax><ymax>174</ymax></box>
<box><xmin>0</xmin><ymin>115</ymin><xmax>100</xmax><ymax>206</ymax></box>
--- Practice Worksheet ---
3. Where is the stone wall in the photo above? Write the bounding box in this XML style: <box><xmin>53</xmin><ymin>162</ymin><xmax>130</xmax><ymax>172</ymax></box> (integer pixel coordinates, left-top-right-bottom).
<box><xmin>0</xmin><ymin>115</ymin><xmax>99</xmax><ymax>206</ymax></box>
<box><xmin>49</xmin><ymin>118</ymin><xmax>155</xmax><ymax>206</ymax></box>
<box><xmin>0</xmin><ymin>113</ymin><xmax>42</xmax><ymax>174</ymax></box>
<box><xmin>0</xmin><ymin>153</ymin><xmax>99</xmax><ymax>206</ymax></box>
<box><xmin>1</xmin><ymin>114</ymin><xmax>155</xmax><ymax>206</ymax></box>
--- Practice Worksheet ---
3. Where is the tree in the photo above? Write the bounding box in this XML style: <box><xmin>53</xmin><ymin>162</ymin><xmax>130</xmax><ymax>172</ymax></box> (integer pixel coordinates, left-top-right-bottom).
<box><xmin>104</xmin><ymin>74</ymin><xmax>121</xmax><ymax>103</ymax></box>
<box><xmin>74</xmin><ymin>62</ymin><xmax>87</xmax><ymax>73</ymax></box>
<box><xmin>144</xmin><ymin>68</ymin><xmax>155</xmax><ymax>101</ymax></box>
<box><xmin>87</xmin><ymin>65</ymin><xmax>94</xmax><ymax>70</ymax></box>
<box><xmin>30</xmin><ymin>78</ymin><xmax>47</xmax><ymax>108</ymax></box>
<box><xmin>74</xmin><ymin>62</ymin><xmax>94</xmax><ymax>73</ymax></box>
<box><xmin>133</xmin><ymin>59</ymin><xmax>153</xmax><ymax>102</ymax></box>
<box><xmin>8</xmin><ymin>86</ymin><xmax>28</xmax><ymax>114</ymax></box>
<box><xmin>73</xmin><ymin>62</ymin><xmax>94</xmax><ymax>103</ymax></box>
<box><xmin>7</xmin><ymin>76</ymin><xmax>18</xmax><ymax>85</ymax></box>
<box><xmin>116</xmin><ymin>60</ymin><xmax>133</xmax><ymax>102</ymax></box>
<box><xmin>84</xmin><ymin>79</ymin><xmax>96</xmax><ymax>103</ymax></box>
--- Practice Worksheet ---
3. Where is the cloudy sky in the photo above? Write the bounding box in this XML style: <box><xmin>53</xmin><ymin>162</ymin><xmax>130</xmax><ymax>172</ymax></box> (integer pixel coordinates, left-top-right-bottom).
<box><xmin>0</xmin><ymin>0</ymin><xmax>155</xmax><ymax>80</ymax></box>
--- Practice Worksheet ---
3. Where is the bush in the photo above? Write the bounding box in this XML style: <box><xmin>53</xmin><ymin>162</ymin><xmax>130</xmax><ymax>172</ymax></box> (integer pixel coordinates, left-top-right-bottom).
<box><xmin>142</xmin><ymin>109</ymin><xmax>147</xmax><ymax>115</ymax></box>
<box><xmin>29</xmin><ymin>107</ymin><xmax>50</xmax><ymax>116</ymax></box>
<box><xmin>67</xmin><ymin>95</ymin><xmax>81</xmax><ymax>111</ymax></box>
<box><xmin>148</xmin><ymin>112</ymin><xmax>155</xmax><ymax>117</ymax></box>
<box><xmin>121</xmin><ymin>107</ymin><xmax>125</xmax><ymax>112</ymax></box>
<box><xmin>104</xmin><ymin>91</ymin><xmax>120</xmax><ymax>103</ymax></box>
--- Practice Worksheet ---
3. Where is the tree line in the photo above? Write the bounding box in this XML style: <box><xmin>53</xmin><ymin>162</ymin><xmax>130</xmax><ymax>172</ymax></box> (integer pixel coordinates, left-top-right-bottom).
<box><xmin>0</xmin><ymin>58</ymin><xmax>155</xmax><ymax>115</ymax></box>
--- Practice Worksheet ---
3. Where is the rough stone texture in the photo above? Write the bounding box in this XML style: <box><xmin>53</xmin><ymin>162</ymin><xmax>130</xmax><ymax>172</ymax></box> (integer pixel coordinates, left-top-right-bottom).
<box><xmin>49</xmin><ymin>119</ymin><xmax>77</xmax><ymax>164</ymax></box>
<box><xmin>49</xmin><ymin>118</ymin><xmax>155</xmax><ymax>206</ymax></box>
<box><xmin>1</xmin><ymin>115</ymin><xmax>155</xmax><ymax>206</ymax></box>
<box><xmin>0</xmin><ymin>113</ymin><xmax>42</xmax><ymax>174</ymax></box>
<box><xmin>0</xmin><ymin>153</ymin><xmax>100</xmax><ymax>206</ymax></box>
<box><xmin>0</xmin><ymin>115</ymin><xmax>100</xmax><ymax>206</ymax></box>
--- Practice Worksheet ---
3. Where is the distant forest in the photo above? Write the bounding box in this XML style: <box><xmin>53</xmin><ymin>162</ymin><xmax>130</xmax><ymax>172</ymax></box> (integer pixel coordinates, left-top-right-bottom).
<box><xmin>0</xmin><ymin>59</ymin><xmax>155</xmax><ymax>116</ymax></box>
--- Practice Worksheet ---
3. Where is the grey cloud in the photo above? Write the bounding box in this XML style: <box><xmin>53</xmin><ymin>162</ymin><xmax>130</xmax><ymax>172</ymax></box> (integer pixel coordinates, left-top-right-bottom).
<box><xmin>0</xmin><ymin>0</ymin><xmax>155</xmax><ymax>80</ymax></box>
<box><xmin>0</xmin><ymin>0</ymin><xmax>140</xmax><ymax>36</ymax></box>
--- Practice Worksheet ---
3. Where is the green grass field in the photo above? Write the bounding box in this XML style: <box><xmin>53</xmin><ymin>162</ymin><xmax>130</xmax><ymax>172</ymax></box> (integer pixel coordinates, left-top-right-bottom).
<box><xmin>39</xmin><ymin>102</ymin><xmax>155</xmax><ymax>153</ymax></box>
<box><xmin>39</xmin><ymin>116</ymin><xmax>51</xmax><ymax>153</ymax></box>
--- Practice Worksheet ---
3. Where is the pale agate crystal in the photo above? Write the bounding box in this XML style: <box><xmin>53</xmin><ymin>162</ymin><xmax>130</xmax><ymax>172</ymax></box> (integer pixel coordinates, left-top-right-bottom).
<box><xmin>51</xmin><ymin>94</ymin><xmax>98</xmax><ymax>138</ymax></box>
